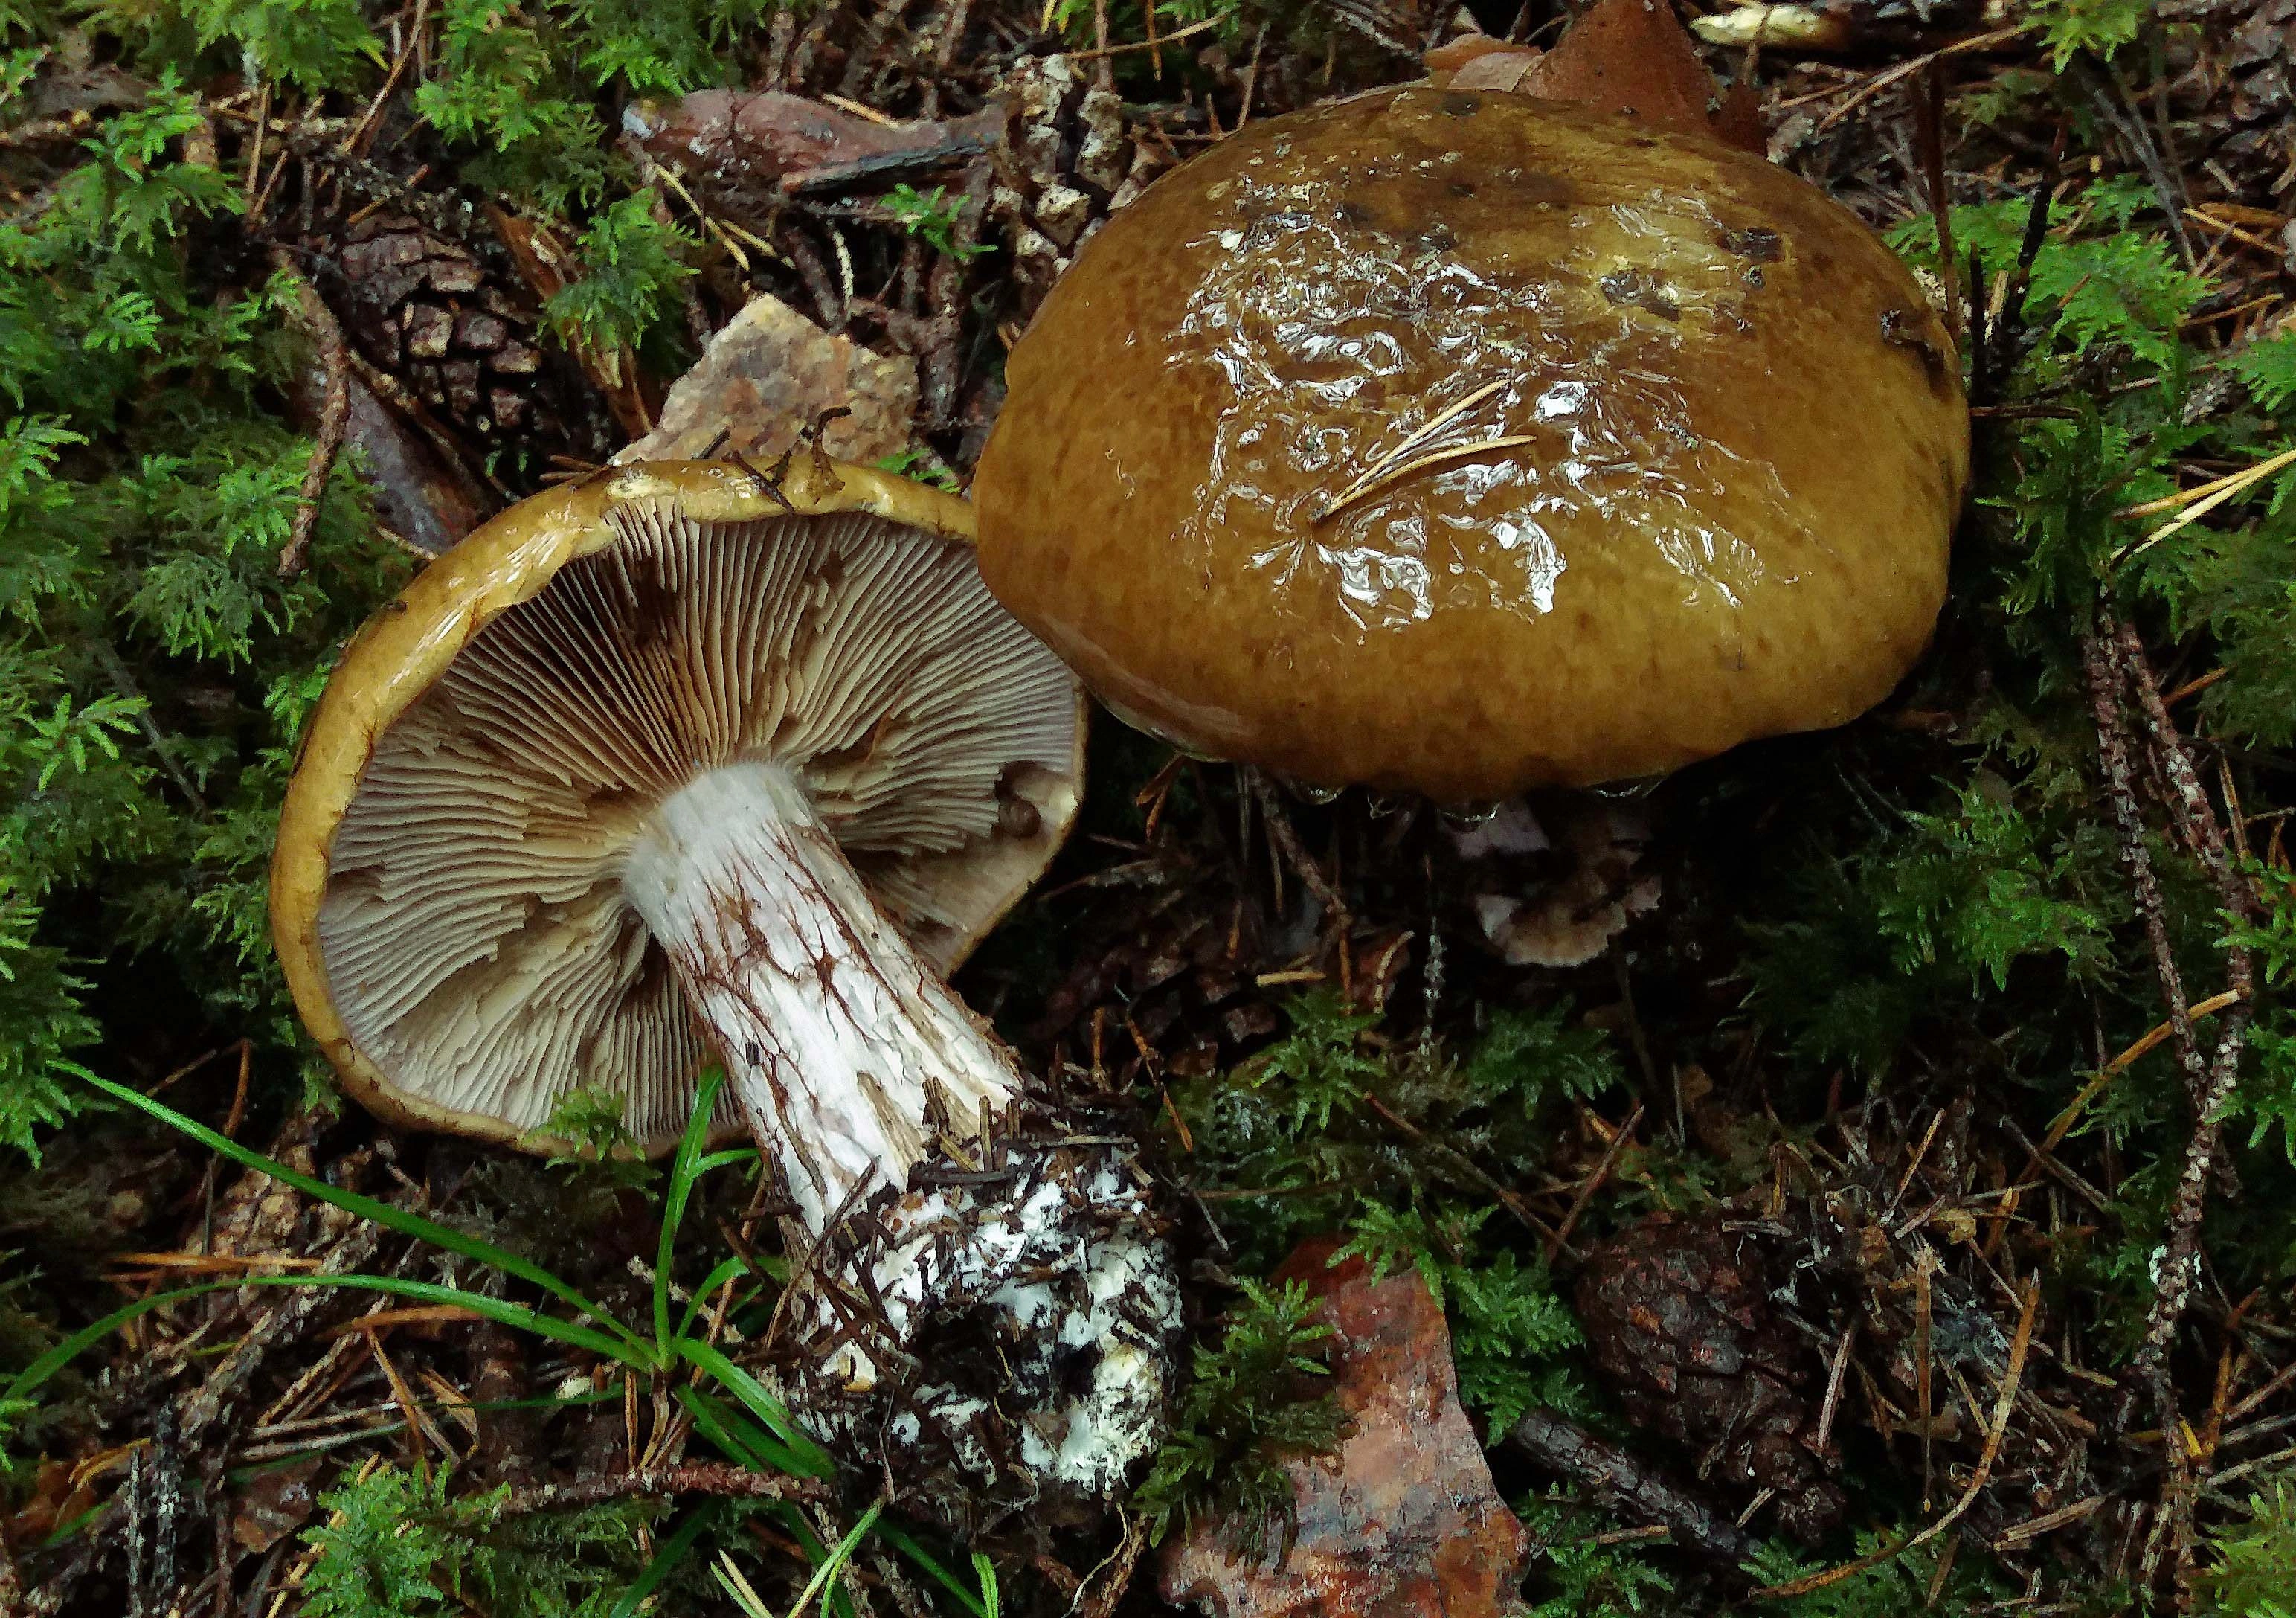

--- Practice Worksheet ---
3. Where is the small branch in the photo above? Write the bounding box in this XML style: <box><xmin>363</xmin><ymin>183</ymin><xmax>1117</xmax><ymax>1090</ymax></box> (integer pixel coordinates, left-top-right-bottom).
<box><xmin>2112</xmin><ymin>620</ymin><xmax>2253</xmax><ymax>928</ymax></box>
<box><xmin>2080</xmin><ymin>624</ymin><xmax>2208</xmax><ymax>1108</ymax></box>
<box><xmin>1546</xmin><ymin>1102</ymin><xmax>1643</xmax><ymax>1262</ymax></box>
<box><xmin>270</xmin><ymin>252</ymin><xmax>350</xmax><ymax>580</ymax></box>
<box><xmin>2106</xmin><ymin>618</ymin><xmax>2257</xmax><ymax>1593</ymax></box>
<box><xmin>1506</xmin><ymin>1407</ymin><xmax>1756</xmax><ymax>1569</ymax></box>
<box><xmin>1243</xmin><ymin>768</ymin><xmax>1349</xmax><ymax>924</ymax></box>
<box><xmin>91</xmin><ymin>640</ymin><xmax>208</xmax><ymax>816</ymax></box>
<box><xmin>497</xmin><ymin>1463</ymin><xmax>829</xmax><ymax>1515</ymax></box>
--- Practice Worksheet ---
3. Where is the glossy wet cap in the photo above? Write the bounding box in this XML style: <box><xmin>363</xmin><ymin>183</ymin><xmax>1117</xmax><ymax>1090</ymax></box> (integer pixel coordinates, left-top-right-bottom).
<box><xmin>271</xmin><ymin>460</ymin><xmax>1086</xmax><ymax>1152</ymax></box>
<box><xmin>972</xmin><ymin>87</ymin><xmax>1969</xmax><ymax>803</ymax></box>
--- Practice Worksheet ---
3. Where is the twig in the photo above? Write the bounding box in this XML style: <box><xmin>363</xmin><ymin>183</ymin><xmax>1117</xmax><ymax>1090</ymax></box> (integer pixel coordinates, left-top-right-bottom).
<box><xmin>1784</xmin><ymin>24</ymin><xmax>2030</xmax><ymax>129</ymax></box>
<box><xmin>1058</xmin><ymin>13</ymin><xmax>1223</xmax><ymax>58</ymax></box>
<box><xmin>269</xmin><ymin>253</ymin><xmax>350</xmax><ymax>580</ymax></box>
<box><xmin>2081</xmin><ymin>624</ymin><xmax>2210</xmax><ymax>1110</ymax></box>
<box><xmin>496</xmin><ymin>1463</ymin><xmax>829</xmax><ymax>1514</ymax></box>
<box><xmin>1507</xmin><ymin>1407</ymin><xmax>1757</xmax><ymax>1568</ymax></box>
<box><xmin>1546</xmin><ymin>1103</ymin><xmax>1644</xmax><ymax>1262</ymax></box>
<box><xmin>1243</xmin><ymin>768</ymin><xmax>1348</xmax><ymax>923</ymax></box>
<box><xmin>2105</xmin><ymin>621</ymin><xmax>2257</xmax><ymax>1590</ymax></box>
<box><xmin>339</xmin><ymin>0</ymin><xmax>428</xmax><ymax>157</ymax></box>
<box><xmin>92</xmin><ymin>639</ymin><xmax>209</xmax><ymax>816</ymax></box>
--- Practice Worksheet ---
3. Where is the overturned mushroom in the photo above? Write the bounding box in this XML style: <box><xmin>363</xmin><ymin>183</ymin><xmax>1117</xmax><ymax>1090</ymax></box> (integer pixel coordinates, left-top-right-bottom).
<box><xmin>271</xmin><ymin>458</ymin><xmax>1177</xmax><ymax>1524</ymax></box>
<box><xmin>973</xmin><ymin>89</ymin><xmax>1969</xmax><ymax>803</ymax></box>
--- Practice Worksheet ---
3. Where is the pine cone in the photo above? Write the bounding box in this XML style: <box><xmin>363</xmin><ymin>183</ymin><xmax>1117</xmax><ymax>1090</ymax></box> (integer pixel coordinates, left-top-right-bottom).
<box><xmin>1575</xmin><ymin>1210</ymin><xmax>1845</xmax><ymax>1542</ymax></box>
<box><xmin>321</xmin><ymin>213</ymin><xmax>609</xmax><ymax>473</ymax></box>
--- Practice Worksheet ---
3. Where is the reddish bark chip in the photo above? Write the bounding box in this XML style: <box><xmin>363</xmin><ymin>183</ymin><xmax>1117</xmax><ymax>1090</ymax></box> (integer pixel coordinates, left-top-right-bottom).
<box><xmin>1160</xmin><ymin>1240</ymin><xmax>1531</xmax><ymax>1618</ymax></box>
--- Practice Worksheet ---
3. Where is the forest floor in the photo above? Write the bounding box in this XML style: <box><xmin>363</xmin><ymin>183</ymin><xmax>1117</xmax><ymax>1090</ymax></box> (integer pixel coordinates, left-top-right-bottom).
<box><xmin>7</xmin><ymin>0</ymin><xmax>2296</xmax><ymax>1615</ymax></box>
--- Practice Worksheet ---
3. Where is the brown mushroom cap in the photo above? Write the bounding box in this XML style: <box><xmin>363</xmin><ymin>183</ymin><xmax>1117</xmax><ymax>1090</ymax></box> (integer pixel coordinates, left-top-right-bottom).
<box><xmin>271</xmin><ymin>459</ymin><xmax>1085</xmax><ymax>1153</ymax></box>
<box><xmin>972</xmin><ymin>87</ymin><xmax>1969</xmax><ymax>803</ymax></box>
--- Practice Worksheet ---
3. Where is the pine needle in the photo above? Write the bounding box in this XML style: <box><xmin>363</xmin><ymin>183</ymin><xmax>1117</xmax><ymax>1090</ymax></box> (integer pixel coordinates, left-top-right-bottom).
<box><xmin>2114</xmin><ymin>443</ymin><xmax>2296</xmax><ymax>565</ymax></box>
<box><xmin>1315</xmin><ymin>435</ymin><xmax>1541</xmax><ymax>524</ymax></box>
<box><xmin>1313</xmin><ymin>379</ymin><xmax>1514</xmax><ymax>521</ymax></box>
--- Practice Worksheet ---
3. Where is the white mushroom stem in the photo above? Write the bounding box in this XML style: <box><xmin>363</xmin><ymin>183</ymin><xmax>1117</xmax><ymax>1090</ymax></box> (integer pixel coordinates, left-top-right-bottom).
<box><xmin>620</xmin><ymin>760</ymin><xmax>1177</xmax><ymax>1509</ymax></box>
<box><xmin>619</xmin><ymin>759</ymin><xmax>1022</xmax><ymax>1233</ymax></box>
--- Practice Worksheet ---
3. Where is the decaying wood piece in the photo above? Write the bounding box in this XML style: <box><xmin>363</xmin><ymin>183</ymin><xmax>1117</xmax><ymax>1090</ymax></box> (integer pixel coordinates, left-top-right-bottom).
<box><xmin>1160</xmin><ymin>1241</ymin><xmax>1529</xmax><ymax>1618</ymax></box>
<box><xmin>626</xmin><ymin>90</ymin><xmax>1002</xmax><ymax>196</ymax></box>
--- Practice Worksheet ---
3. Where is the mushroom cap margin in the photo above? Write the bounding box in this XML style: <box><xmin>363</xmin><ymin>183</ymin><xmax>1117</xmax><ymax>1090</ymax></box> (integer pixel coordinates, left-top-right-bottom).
<box><xmin>269</xmin><ymin>458</ymin><xmax>1087</xmax><ymax>1152</ymax></box>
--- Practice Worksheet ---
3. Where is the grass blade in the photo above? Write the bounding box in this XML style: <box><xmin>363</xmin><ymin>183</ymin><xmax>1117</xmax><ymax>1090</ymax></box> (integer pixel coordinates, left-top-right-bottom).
<box><xmin>75</xmin><ymin>1066</ymin><xmax>649</xmax><ymax>1360</ymax></box>
<box><xmin>972</xmin><ymin>1551</ymin><xmax>1000</xmax><ymax>1618</ymax></box>
<box><xmin>610</xmin><ymin>1503</ymin><xmax>721</xmax><ymax>1618</ymax></box>
<box><xmin>677</xmin><ymin>1338</ymin><xmax>836</xmax><ymax>1477</ymax></box>
<box><xmin>873</xmin><ymin>1523</ymin><xmax>991</xmax><ymax>1618</ymax></box>
<box><xmin>657</xmin><ymin>1067</ymin><xmax>730</xmax><ymax>1354</ymax></box>
<box><xmin>676</xmin><ymin>1253</ymin><xmax>764</xmax><ymax>1344</ymax></box>
<box><xmin>675</xmin><ymin>1386</ymin><xmax>812</xmax><ymax>1478</ymax></box>
<box><xmin>787</xmin><ymin>1498</ymin><xmax>883</xmax><ymax>1618</ymax></box>
<box><xmin>6</xmin><ymin>1279</ymin><xmax>248</xmax><ymax>1404</ymax></box>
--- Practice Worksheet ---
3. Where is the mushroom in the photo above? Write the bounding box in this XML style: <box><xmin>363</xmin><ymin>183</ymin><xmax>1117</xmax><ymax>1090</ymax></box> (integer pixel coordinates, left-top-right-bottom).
<box><xmin>271</xmin><ymin>458</ymin><xmax>1176</xmax><ymax>1521</ymax></box>
<box><xmin>971</xmin><ymin>88</ymin><xmax>1969</xmax><ymax>804</ymax></box>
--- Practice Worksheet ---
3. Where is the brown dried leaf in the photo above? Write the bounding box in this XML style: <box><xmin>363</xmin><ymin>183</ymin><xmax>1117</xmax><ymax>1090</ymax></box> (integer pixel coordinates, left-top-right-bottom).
<box><xmin>231</xmin><ymin>1458</ymin><xmax>324</xmax><ymax>1554</ymax></box>
<box><xmin>1</xmin><ymin>1460</ymin><xmax>97</xmax><ymax>1553</ymax></box>
<box><xmin>1160</xmin><ymin>1241</ymin><xmax>1530</xmax><ymax>1618</ymax></box>
<box><xmin>1424</xmin><ymin>35</ymin><xmax>1539</xmax><ymax>89</ymax></box>
<box><xmin>627</xmin><ymin>92</ymin><xmax>1000</xmax><ymax>194</ymax></box>
<box><xmin>1509</xmin><ymin>0</ymin><xmax>1766</xmax><ymax>153</ymax></box>
<box><xmin>615</xmin><ymin>292</ymin><xmax>918</xmax><ymax>466</ymax></box>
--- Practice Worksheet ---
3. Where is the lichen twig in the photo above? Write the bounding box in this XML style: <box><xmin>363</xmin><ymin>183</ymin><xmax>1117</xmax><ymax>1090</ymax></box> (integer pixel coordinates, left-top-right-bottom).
<box><xmin>495</xmin><ymin>1463</ymin><xmax>829</xmax><ymax>1515</ymax></box>
<box><xmin>271</xmin><ymin>253</ymin><xmax>351</xmax><ymax>580</ymax></box>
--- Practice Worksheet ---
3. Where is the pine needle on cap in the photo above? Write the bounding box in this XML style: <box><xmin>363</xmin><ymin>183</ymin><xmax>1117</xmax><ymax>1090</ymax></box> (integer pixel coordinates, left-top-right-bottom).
<box><xmin>1313</xmin><ymin>379</ymin><xmax>1517</xmax><ymax>521</ymax></box>
<box><xmin>1314</xmin><ymin>436</ymin><xmax>1540</xmax><ymax>524</ymax></box>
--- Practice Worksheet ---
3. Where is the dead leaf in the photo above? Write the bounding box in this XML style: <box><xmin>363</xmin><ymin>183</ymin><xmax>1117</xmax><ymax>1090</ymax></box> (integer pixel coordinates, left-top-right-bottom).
<box><xmin>1424</xmin><ymin>36</ymin><xmax>1540</xmax><ymax>91</ymax></box>
<box><xmin>1429</xmin><ymin>0</ymin><xmax>1766</xmax><ymax>154</ymax></box>
<box><xmin>1</xmin><ymin>1460</ymin><xmax>96</xmax><ymax>1551</ymax></box>
<box><xmin>1448</xmin><ymin>49</ymin><xmax>1540</xmax><ymax>93</ymax></box>
<box><xmin>626</xmin><ymin>91</ymin><xmax>1000</xmax><ymax>196</ymax></box>
<box><xmin>231</xmin><ymin>1458</ymin><xmax>324</xmax><ymax>1554</ymax></box>
<box><xmin>1160</xmin><ymin>1240</ymin><xmax>1530</xmax><ymax>1618</ymax></box>
<box><xmin>614</xmin><ymin>292</ymin><xmax>918</xmax><ymax>467</ymax></box>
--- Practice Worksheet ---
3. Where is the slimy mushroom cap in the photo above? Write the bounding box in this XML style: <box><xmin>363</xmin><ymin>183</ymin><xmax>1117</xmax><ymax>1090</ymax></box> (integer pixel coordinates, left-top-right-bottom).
<box><xmin>973</xmin><ymin>88</ymin><xmax>1969</xmax><ymax>803</ymax></box>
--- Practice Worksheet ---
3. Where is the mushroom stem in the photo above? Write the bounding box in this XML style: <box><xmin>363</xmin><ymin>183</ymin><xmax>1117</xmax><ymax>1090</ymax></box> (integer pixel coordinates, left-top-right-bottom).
<box><xmin>620</xmin><ymin>758</ymin><xmax>1022</xmax><ymax>1230</ymax></box>
<box><xmin>620</xmin><ymin>759</ymin><xmax>1176</xmax><ymax>1516</ymax></box>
